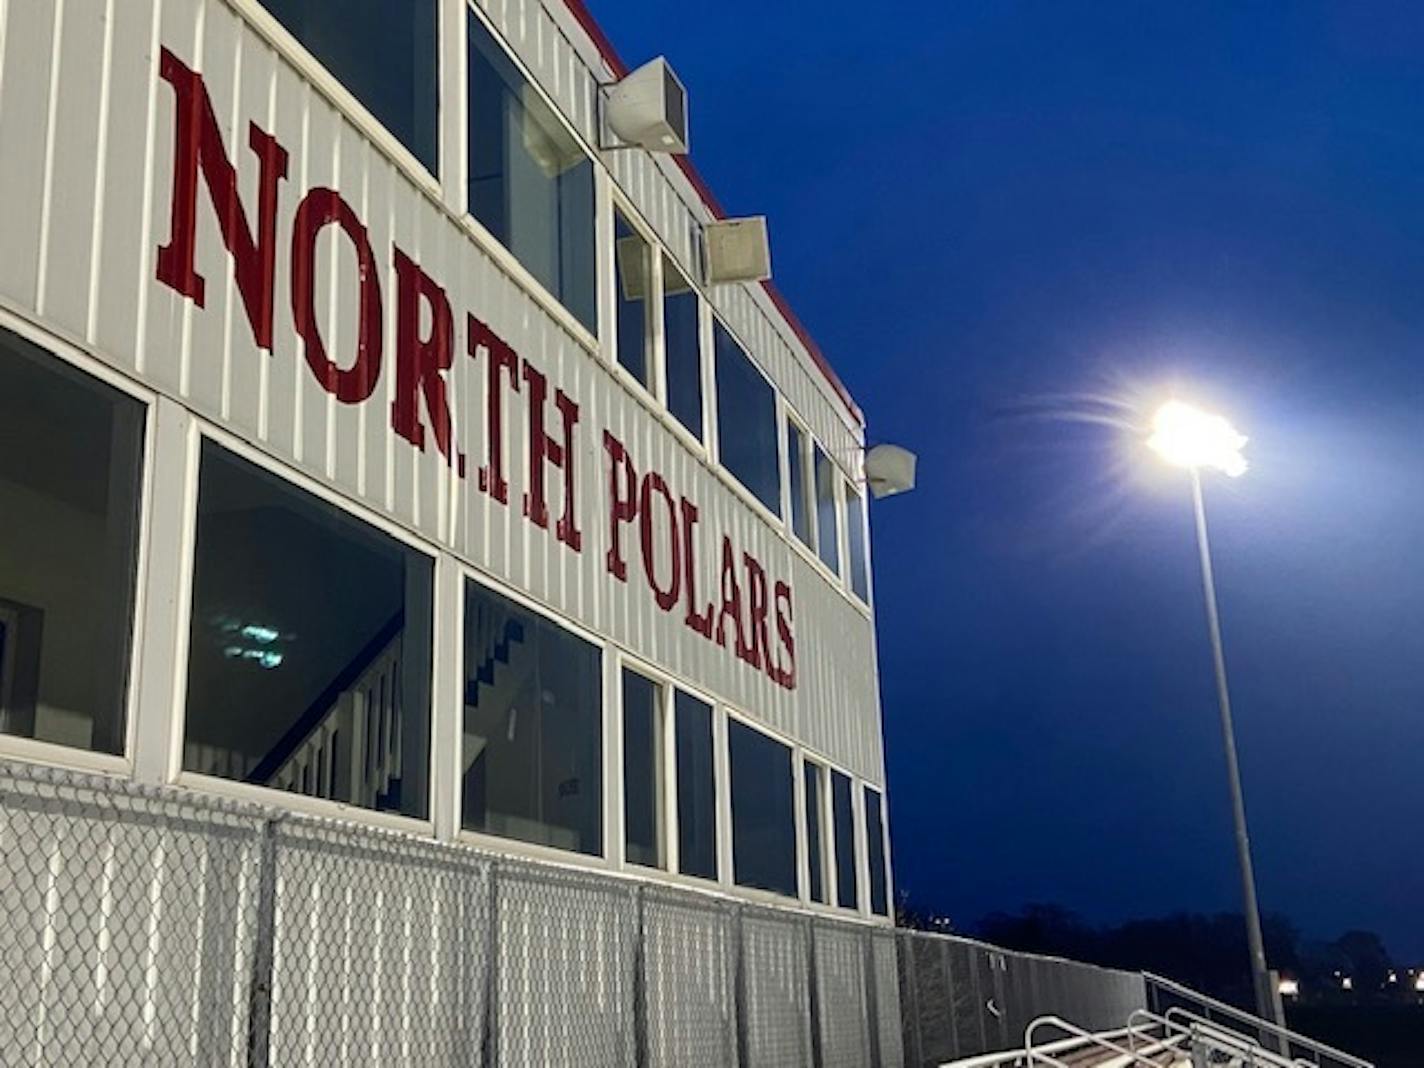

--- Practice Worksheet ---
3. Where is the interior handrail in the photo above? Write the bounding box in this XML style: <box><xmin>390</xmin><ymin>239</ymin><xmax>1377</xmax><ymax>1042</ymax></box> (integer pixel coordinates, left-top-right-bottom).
<box><xmin>1130</xmin><ymin>1007</ymin><xmax>1313</xmax><ymax>1068</ymax></box>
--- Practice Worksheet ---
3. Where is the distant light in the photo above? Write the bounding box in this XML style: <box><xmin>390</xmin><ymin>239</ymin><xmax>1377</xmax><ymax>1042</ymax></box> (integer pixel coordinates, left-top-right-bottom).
<box><xmin>240</xmin><ymin>624</ymin><xmax>280</xmax><ymax>644</ymax></box>
<box><xmin>1415</xmin><ymin>974</ymin><xmax>1424</xmax><ymax>993</ymax></box>
<box><xmin>1388</xmin><ymin>971</ymin><xmax>1398</xmax><ymax>984</ymax></box>
<box><xmin>1341</xmin><ymin>976</ymin><xmax>1353</xmax><ymax>991</ymax></box>
<box><xmin>1147</xmin><ymin>400</ymin><xmax>1248</xmax><ymax>478</ymax></box>
<box><xmin>1278</xmin><ymin>978</ymin><xmax>1300</xmax><ymax>998</ymax></box>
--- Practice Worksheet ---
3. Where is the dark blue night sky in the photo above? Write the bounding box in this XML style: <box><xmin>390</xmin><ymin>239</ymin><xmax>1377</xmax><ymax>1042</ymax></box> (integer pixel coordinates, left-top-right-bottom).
<box><xmin>593</xmin><ymin>1</ymin><xmax>1424</xmax><ymax>959</ymax></box>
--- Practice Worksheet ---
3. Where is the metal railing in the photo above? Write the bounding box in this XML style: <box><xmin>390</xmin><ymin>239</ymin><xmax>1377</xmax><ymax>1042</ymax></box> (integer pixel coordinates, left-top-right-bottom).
<box><xmin>1024</xmin><ymin>1015</ymin><xmax>1186</xmax><ymax>1068</ymax></box>
<box><xmin>1144</xmin><ymin>972</ymin><xmax>1372</xmax><ymax>1068</ymax></box>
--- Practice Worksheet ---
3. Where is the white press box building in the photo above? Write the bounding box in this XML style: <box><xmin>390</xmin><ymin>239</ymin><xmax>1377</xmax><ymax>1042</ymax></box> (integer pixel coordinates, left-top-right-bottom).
<box><xmin>0</xmin><ymin>0</ymin><xmax>906</xmax><ymax>1058</ymax></box>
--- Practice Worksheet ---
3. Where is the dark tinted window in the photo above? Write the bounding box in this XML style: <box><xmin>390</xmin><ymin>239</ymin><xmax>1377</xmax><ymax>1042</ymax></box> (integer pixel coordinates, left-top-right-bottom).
<box><xmin>729</xmin><ymin>719</ymin><xmax>795</xmax><ymax>896</ymax></box>
<box><xmin>787</xmin><ymin>421</ymin><xmax>813</xmax><ymax>547</ymax></box>
<box><xmin>715</xmin><ymin>323</ymin><xmax>780</xmax><ymax>513</ymax></box>
<box><xmin>832</xmin><ymin>769</ymin><xmax>858</xmax><ymax>910</ymax></box>
<box><xmin>0</xmin><ymin>332</ymin><xmax>143</xmax><ymax>755</ymax></box>
<box><xmin>258</xmin><ymin>0</ymin><xmax>437</xmax><ymax>172</ymax></box>
<box><xmin>865</xmin><ymin>786</ymin><xmax>889</xmax><ymax>916</ymax></box>
<box><xmin>468</xmin><ymin>15</ymin><xmax>596</xmax><ymax>331</ymax></box>
<box><xmin>815</xmin><ymin>446</ymin><xmax>840</xmax><ymax>574</ymax></box>
<box><xmin>664</xmin><ymin>257</ymin><xmax>703</xmax><ymax>438</ymax></box>
<box><xmin>184</xmin><ymin>443</ymin><xmax>433</xmax><ymax>819</ymax></box>
<box><xmin>675</xmin><ymin>691</ymin><xmax>717</xmax><ymax>880</ymax></box>
<box><xmin>614</xmin><ymin>213</ymin><xmax>651</xmax><ymax>387</ymax></box>
<box><xmin>623</xmin><ymin>669</ymin><xmax>664</xmax><ymax>869</ymax></box>
<box><xmin>804</xmin><ymin>761</ymin><xmax>827</xmax><ymax>904</ymax></box>
<box><xmin>462</xmin><ymin>580</ymin><xmax>602</xmax><ymax>855</ymax></box>
<box><xmin>846</xmin><ymin>482</ymin><xmax>870</xmax><ymax>601</ymax></box>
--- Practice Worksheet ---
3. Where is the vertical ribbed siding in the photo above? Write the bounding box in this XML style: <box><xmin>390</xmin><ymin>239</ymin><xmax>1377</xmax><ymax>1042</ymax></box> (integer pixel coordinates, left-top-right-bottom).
<box><xmin>0</xmin><ymin>0</ymin><xmax>884</xmax><ymax>784</ymax></box>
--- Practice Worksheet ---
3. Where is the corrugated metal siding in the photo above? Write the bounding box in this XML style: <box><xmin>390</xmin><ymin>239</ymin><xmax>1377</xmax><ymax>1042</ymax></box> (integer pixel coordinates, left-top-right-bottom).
<box><xmin>0</xmin><ymin>0</ymin><xmax>884</xmax><ymax>783</ymax></box>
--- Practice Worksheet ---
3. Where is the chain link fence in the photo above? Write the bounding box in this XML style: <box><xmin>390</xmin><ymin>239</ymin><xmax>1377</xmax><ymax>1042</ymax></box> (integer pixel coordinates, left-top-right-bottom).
<box><xmin>0</xmin><ymin>758</ymin><xmax>905</xmax><ymax>1067</ymax></box>
<box><xmin>896</xmin><ymin>928</ymin><xmax>1147</xmax><ymax>1067</ymax></box>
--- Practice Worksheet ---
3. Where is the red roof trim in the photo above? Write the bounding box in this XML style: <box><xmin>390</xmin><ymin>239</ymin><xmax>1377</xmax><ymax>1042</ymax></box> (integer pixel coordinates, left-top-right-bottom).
<box><xmin>561</xmin><ymin>0</ymin><xmax>865</xmax><ymax>428</ymax></box>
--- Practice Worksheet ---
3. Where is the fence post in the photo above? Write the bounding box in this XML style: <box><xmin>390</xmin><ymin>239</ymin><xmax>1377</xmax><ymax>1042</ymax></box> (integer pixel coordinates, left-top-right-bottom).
<box><xmin>733</xmin><ymin>905</ymin><xmax>750</xmax><ymax>1068</ymax></box>
<box><xmin>481</xmin><ymin>859</ymin><xmax>500</xmax><ymax>1067</ymax></box>
<box><xmin>862</xmin><ymin>928</ymin><xmax>882</xmax><ymax>1068</ymax></box>
<box><xmin>898</xmin><ymin>933</ymin><xmax>923</xmax><ymax>1068</ymax></box>
<box><xmin>633</xmin><ymin>883</ymin><xmax>649</xmax><ymax>1068</ymax></box>
<box><xmin>244</xmin><ymin>816</ymin><xmax>280</xmax><ymax>1068</ymax></box>
<box><xmin>806</xmin><ymin>918</ymin><xmax>824</xmax><ymax>1068</ymax></box>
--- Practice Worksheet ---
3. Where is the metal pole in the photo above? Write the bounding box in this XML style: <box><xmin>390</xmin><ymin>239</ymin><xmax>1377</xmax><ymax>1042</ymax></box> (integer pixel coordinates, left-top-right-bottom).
<box><xmin>1189</xmin><ymin>470</ymin><xmax>1278</xmax><ymax>1028</ymax></box>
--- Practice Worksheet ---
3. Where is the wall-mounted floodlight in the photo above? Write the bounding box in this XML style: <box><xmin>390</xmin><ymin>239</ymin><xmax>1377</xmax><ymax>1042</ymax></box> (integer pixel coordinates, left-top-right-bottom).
<box><xmin>865</xmin><ymin>444</ymin><xmax>917</xmax><ymax>498</ymax></box>
<box><xmin>703</xmin><ymin>217</ymin><xmax>772</xmax><ymax>285</ymax></box>
<box><xmin>601</xmin><ymin>57</ymin><xmax>688</xmax><ymax>153</ymax></box>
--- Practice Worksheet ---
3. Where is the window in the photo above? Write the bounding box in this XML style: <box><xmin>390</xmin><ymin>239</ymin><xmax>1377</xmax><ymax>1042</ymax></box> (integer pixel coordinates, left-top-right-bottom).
<box><xmin>258</xmin><ymin>0</ymin><xmax>437</xmax><ymax>173</ymax></box>
<box><xmin>462</xmin><ymin>580</ymin><xmax>602</xmax><ymax>855</ymax></box>
<box><xmin>614</xmin><ymin>212</ymin><xmax>653</xmax><ymax>388</ymax></box>
<box><xmin>786</xmin><ymin>420</ymin><xmax>813</xmax><ymax>548</ymax></box>
<box><xmin>715</xmin><ymin>323</ymin><xmax>781</xmax><ymax>514</ymax></box>
<box><xmin>728</xmin><ymin>719</ymin><xmax>796</xmax><ymax>896</ymax></box>
<box><xmin>663</xmin><ymin>256</ymin><xmax>703</xmax><ymax>439</ymax></box>
<box><xmin>832</xmin><ymin>769</ymin><xmax>858</xmax><ymax>910</ymax></box>
<box><xmin>804</xmin><ymin>761</ymin><xmax>828</xmax><ymax>904</ymax></box>
<box><xmin>815</xmin><ymin>446</ymin><xmax>840</xmax><ymax>574</ymax></box>
<box><xmin>846</xmin><ymin>481</ymin><xmax>870</xmax><ymax>601</ymax></box>
<box><xmin>865</xmin><ymin>786</ymin><xmax>889</xmax><ymax>916</ymax></box>
<box><xmin>183</xmin><ymin>443</ymin><xmax>434</xmax><ymax>819</ymax></box>
<box><xmin>623</xmin><ymin>669</ymin><xmax>665</xmax><ymax>869</ymax></box>
<box><xmin>468</xmin><ymin>14</ymin><xmax>596</xmax><ymax>331</ymax></box>
<box><xmin>675</xmin><ymin>691</ymin><xmax>718</xmax><ymax>880</ymax></box>
<box><xmin>0</xmin><ymin>331</ymin><xmax>143</xmax><ymax>755</ymax></box>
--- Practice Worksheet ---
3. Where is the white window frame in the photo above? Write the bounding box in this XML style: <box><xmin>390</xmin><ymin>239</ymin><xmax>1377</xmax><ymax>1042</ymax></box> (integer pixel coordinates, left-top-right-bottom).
<box><xmin>843</xmin><ymin>476</ymin><xmax>872</xmax><ymax>605</ymax></box>
<box><xmin>862</xmin><ymin>782</ymin><xmax>893</xmax><ymax>919</ymax></box>
<box><xmin>782</xmin><ymin>410</ymin><xmax>816</xmax><ymax>553</ymax></box>
<box><xmin>454</xmin><ymin>562</ymin><xmax>615</xmax><ymax>870</ymax></box>
<box><xmin>722</xmin><ymin>706</ymin><xmax>802</xmax><ymax>905</ymax></box>
<box><xmin>608</xmin><ymin>198</ymin><xmax>662</xmax><ymax>404</ymax></box>
<box><xmin>800</xmin><ymin>756</ymin><xmax>834</xmax><ymax>907</ymax></box>
<box><xmin>0</xmin><ymin>310</ymin><xmax>156</xmax><ymax>779</ymax></box>
<box><xmin>164</xmin><ymin>422</ymin><xmax>442</xmax><ymax>837</ymax></box>
<box><xmin>710</xmin><ymin>316</ymin><xmax>786</xmax><ymax>529</ymax></box>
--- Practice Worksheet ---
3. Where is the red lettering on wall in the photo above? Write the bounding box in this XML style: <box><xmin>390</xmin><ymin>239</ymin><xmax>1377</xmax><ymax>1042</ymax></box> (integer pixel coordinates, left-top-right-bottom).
<box><xmin>391</xmin><ymin>248</ymin><xmax>461</xmax><ymax>472</ymax></box>
<box><xmin>603</xmin><ymin>430</ymin><xmax>638</xmax><ymax>581</ymax></box>
<box><xmin>469</xmin><ymin>316</ymin><xmax>518</xmax><ymax>504</ymax></box>
<box><xmin>639</xmin><ymin>473</ymin><xmax>681</xmax><ymax>612</ymax></box>
<box><xmin>743</xmin><ymin>552</ymin><xmax>771</xmax><ymax>674</ymax></box>
<box><xmin>155</xmin><ymin>47</ymin><xmax>288</xmax><ymax>351</ymax></box>
<box><xmin>522</xmin><ymin>362</ymin><xmax>582</xmax><ymax>552</ymax></box>
<box><xmin>715</xmin><ymin>535</ymin><xmax>751</xmax><ymax>659</ymax></box>
<box><xmin>289</xmin><ymin>188</ymin><xmax>383</xmax><ymax>404</ymax></box>
<box><xmin>773</xmin><ymin>580</ymin><xmax>796</xmax><ymax>689</ymax></box>
<box><xmin>679</xmin><ymin>497</ymin><xmax>714</xmax><ymax>639</ymax></box>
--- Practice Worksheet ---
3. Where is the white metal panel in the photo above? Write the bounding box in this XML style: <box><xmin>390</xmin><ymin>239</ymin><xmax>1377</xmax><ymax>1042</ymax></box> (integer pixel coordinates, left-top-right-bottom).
<box><xmin>0</xmin><ymin>0</ymin><xmax>885</xmax><ymax>784</ymax></box>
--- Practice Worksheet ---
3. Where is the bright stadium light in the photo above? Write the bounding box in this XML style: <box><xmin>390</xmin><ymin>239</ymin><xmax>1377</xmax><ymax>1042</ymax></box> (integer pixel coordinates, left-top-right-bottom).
<box><xmin>1147</xmin><ymin>400</ymin><xmax>1248</xmax><ymax>477</ymax></box>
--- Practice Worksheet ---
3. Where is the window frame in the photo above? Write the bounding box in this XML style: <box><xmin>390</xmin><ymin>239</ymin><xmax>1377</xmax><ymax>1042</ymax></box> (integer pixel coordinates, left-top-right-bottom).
<box><xmin>782</xmin><ymin>411</ymin><xmax>816</xmax><ymax>552</ymax></box>
<box><xmin>613</xmin><ymin>652</ymin><xmax>725</xmax><ymax>888</ymax></box>
<box><xmin>609</xmin><ymin>197</ymin><xmax>662</xmax><ymax>405</ymax></box>
<box><xmin>723</xmin><ymin>706</ymin><xmax>801</xmax><ymax>903</ymax></box>
<box><xmin>231</xmin><ymin>0</ymin><xmax>443</xmax><ymax>195</ymax></box>
<box><xmin>844</xmin><ymin>476</ymin><xmax>872</xmax><ymax>605</ymax></box>
<box><xmin>863</xmin><ymin>783</ymin><xmax>892</xmax><ymax>918</ymax></box>
<box><xmin>0</xmin><ymin>313</ymin><xmax>156</xmax><ymax>778</ymax></box>
<box><xmin>453</xmin><ymin>562</ymin><xmax>613</xmax><ymax>867</ymax></box>
<box><xmin>170</xmin><ymin>423</ymin><xmax>441</xmax><ymax>835</ymax></box>
<box><xmin>800</xmin><ymin>756</ymin><xmax>833</xmax><ymax>907</ymax></box>
<box><xmin>813</xmin><ymin>441</ymin><xmax>844</xmax><ymax>579</ymax></box>
<box><xmin>710</xmin><ymin>315</ymin><xmax>785</xmax><ymax>527</ymax></box>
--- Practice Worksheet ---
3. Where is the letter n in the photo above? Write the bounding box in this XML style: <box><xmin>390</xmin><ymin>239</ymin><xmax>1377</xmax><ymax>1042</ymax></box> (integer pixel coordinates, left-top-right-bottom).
<box><xmin>155</xmin><ymin>47</ymin><xmax>289</xmax><ymax>351</ymax></box>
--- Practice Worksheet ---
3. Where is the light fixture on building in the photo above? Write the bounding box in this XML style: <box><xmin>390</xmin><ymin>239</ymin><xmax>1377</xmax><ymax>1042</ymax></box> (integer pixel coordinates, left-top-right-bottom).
<box><xmin>1277</xmin><ymin>977</ymin><xmax>1300</xmax><ymax>998</ymax></box>
<box><xmin>601</xmin><ymin>57</ymin><xmax>688</xmax><ymax>153</ymax></box>
<box><xmin>702</xmin><ymin>217</ymin><xmax>772</xmax><ymax>285</ymax></box>
<box><xmin>865</xmin><ymin>443</ymin><xmax>918</xmax><ymax>499</ymax></box>
<box><xmin>1341</xmin><ymin>976</ymin><xmax>1353</xmax><ymax>991</ymax></box>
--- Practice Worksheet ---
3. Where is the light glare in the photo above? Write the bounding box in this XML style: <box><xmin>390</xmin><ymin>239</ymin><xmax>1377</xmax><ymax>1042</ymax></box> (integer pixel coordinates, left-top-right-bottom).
<box><xmin>1147</xmin><ymin>400</ymin><xmax>1248</xmax><ymax>477</ymax></box>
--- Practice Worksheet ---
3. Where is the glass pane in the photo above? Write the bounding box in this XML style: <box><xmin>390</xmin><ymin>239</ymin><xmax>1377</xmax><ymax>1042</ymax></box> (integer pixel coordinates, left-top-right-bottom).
<box><xmin>0</xmin><ymin>332</ymin><xmax>143</xmax><ymax>755</ymax></box>
<box><xmin>729</xmin><ymin>719</ymin><xmax>795</xmax><ymax>896</ymax></box>
<box><xmin>259</xmin><ymin>0</ymin><xmax>437</xmax><ymax>172</ymax></box>
<box><xmin>462</xmin><ymin>580</ymin><xmax>602</xmax><ymax>855</ymax></box>
<box><xmin>614</xmin><ymin>213</ymin><xmax>652</xmax><ymax>388</ymax></box>
<box><xmin>786</xmin><ymin>421</ymin><xmax>812</xmax><ymax>547</ymax></box>
<box><xmin>714</xmin><ymin>323</ymin><xmax>780</xmax><ymax>514</ymax></box>
<box><xmin>815</xmin><ymin>446</ymin><xmax>841</xmax><ymax>574</ymax></box>
<box><xmin>663</xmin><ymin>257</ymin><xmax>703</xmax><ymax>438</ymax></box>
<box><xmin>468</xmin><ymin>15</ymin><xmax>596</xmax><ymax>331</ymax></box>
<box><xmin>184</xmin><ymin>442</ymin><xmax>434</xmax><ymax>819</ymax></box>
<box><xmin>865</xmin><ymin>786</ymin><xmax>889</xmax><ymax>916</ymax></box>
<box><xmin>846</xmin><ymin>482</ymin><xmax>870</xmax><ymax>601</ymax></box>
<box><xmin>675</xmin><ymin>691</ymin><xmax>717</xmax><ymax>880</ymax></box>
<box><xmin>804</xmin><ymin>761</ymin><xmax>826</xmax><ymax>904</ymax></box>
<box><xmin>832</xmin><ymin>769</ymin><xmax>858</xmax><ymax>909</ymax></box>
<box><xmin>623</xmin><ymin>669</ymin><xmax>664</xmax><ymax>869</ymax></box>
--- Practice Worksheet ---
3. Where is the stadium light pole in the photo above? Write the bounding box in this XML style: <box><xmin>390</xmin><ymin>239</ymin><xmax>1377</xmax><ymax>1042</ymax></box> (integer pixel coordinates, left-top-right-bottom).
<box><xmin>1147</xmin><ymin>401</ymin><xmax>1280</xmax><ymax>1027</ymax></box>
